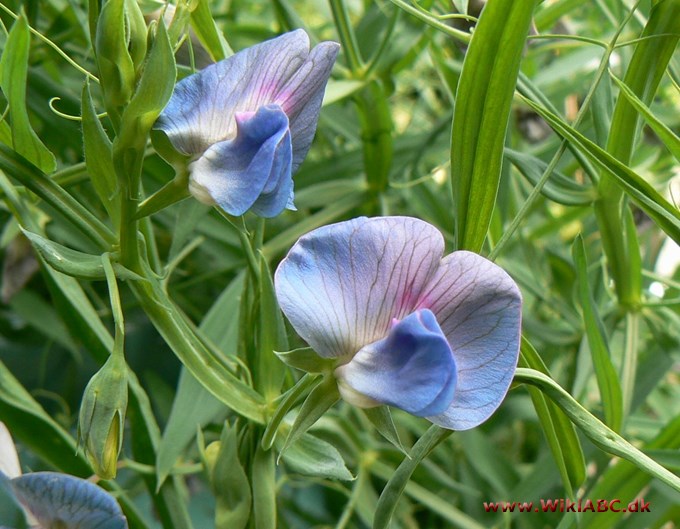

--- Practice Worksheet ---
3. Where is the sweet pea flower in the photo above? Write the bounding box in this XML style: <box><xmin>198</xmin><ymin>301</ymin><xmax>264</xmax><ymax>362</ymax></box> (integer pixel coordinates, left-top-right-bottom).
<box><xmin>274</xmin><ymin>217</ymin><xmax>522</xmax><ymax>430</ymax></box>
<box><xmin>154</xmin><ymin>30</ymin><xmax>339</xmax><ymax>217</ymax></box>
<box><xmin>0</xmin><ymin>422</ymin><xmax>127</xmax><ymax>529</ymax></box>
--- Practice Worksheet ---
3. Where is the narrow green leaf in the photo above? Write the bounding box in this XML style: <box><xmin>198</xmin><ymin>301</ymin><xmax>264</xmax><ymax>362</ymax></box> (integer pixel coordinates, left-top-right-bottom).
<box><xmin>132</xmin><ymin>277</ymin><xmax>266</xmax><ymax>424</ymax></box>
<box><xmin>189</xmin><ymin>0</ymin><xmax>232</xmax><ymax>61</ymax></box>
<box><xmin>373</xmin><ymin>425</ymin><xmax>452</xmax><ymax>529</ymax></box>
<box><xmin>156</xmin><ymin>273</ymin><xmax>245</xmax><ymax>487</ymax></box>
<box><xmin>0</xmin><ymin>15</ymin><xmax>56</xmax><ymax>172</ymax></box>
<box><xmin>277</xmin><ymin>432</ymin><xmax>354</xmax><ymax>481</ymax></box>
<box><xmin>595</xmin><ymin>0</ymin><xmax>680</xmax><ymax>306</ymax></box>
<box><xmin>610</xmin><ymin>73</ymin><xmax>680</xmax><ymax>161</ymax></box>
<box><xmin>520</xmin><ymin>337</ymin><xmax>586</xmax><ymax>494</ymax></box>
<box><xmin>505</xmin><ymin>148</ymin><xmax>596</xmax><ymax>206</ymax></box>
<box><xmin>82</xmin><ymin>81</ymin><xmax>120</xmax><ymax>225</ymax></box>
<box><xmin>573</xmin><ymin>235</ymin><xmax>623</xmax><ymax>431</ymax></box>
<box><xmin>514</xmin><ymin>368</ymin><xmax>680</xmax><ymax>494</ymax></box>
<box><xmin>523</xmin><ymin>97</ymin><xmax>680</xmax><ymax>245</ymax></box>
<box><xmin>0</xmin><ymin>144</ymin><xmax>115</xmax><ymax>248</ymax></box>
<box><xmin>262</xmin><ymin>374</ymin><xmax>319</xmax><ymax>450</ymax></box>
<box><xmin>279</xmin><ymin>374</ymin><xmax>339</xmax><ymax>457</ymax></box>
<box><xmin>22</xmin><ymin>229</ymin><xmax>140</xmax><ymax>281</ymax></box>
<box><xmin>451</xmin><ymin>0</ymin><xmax>537</xmax><ymax>251</ymax></box>
<box><xmin>212</xmin><ymin>423</ymin><xmax>251</xmax><ymax>529</ymax></box>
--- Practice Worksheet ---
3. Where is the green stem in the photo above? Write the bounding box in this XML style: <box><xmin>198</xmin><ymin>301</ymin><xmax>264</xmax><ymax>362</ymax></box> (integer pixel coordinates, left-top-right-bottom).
<box><xmin>328</xmin><ymin>0</ymin><xmax>364</xmax><ymax>72</ymax></box>
<box><xmin>515</xmin><ymin>368</ymin><xmax>680</xmax><ymax>493</ymax></box>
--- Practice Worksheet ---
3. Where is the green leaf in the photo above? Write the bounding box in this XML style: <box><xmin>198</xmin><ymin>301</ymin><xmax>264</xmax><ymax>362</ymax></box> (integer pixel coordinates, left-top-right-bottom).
<box><xmin>514</xmin><ymin>368</ymin><xmax>680</xmax><ymax>494</ymax></box>
<box><xmin>0</xmin><ymin>15</ymin><xmax>56</xmax><ymax>172</ymax></box>
<box><xmin>155</xmin><ymin>273</ymin><xmax>244</xmax><ymax>487</ymax></box>
<box><xmin>505</xmin><ymin>148</ymin><xmax>596</xmax><ymax>206</ymax></box>
<box><xmin>212</xmin><ymin>423</ymin><xmax>251</xmax><ymax>529</ymax></box>
<box><xmin>262</xmin><ymin>374</ymin><xmax>319</xmax><ymax>450</ymax></box>
<box><xmin>572</xmin><ymin>235</ymin><xmax>623</xmax><ymax>432</ymax></box>
<box><xmin>189</xmin><ymin>0</ymin><xmax>232</xmax><ymax>62</ymax></box>
<box><xmin>279</xmin><ymin>374</ymin><xmax>339</xmax><ymax>457</ymax></box>
<box><xmin>274</xmin><ymin>347</ymin><xmax>335</xmax><ymax>374</ymax></box>
<box><xmin>0</xmin><ymin>144</ymin><xmax>115</xmax><ymax>248</ymax></box>
<box><xmin>82</xmin><ymin>81</ymin><xmax>120</xmax><ymax>225</ymax></box>
<box><xmin>21</xmin><ymin>229</ymin><xmax>141</xmax><ymax>281</ymax></box>
<box><xmin>594</xmin><ymin>0</ymin><xmax>680</xmax><ymax>306</ymax></box>
<box><xmin>519</xmin><ymin>337</ymin><xmax>586</xmax><ymax>495</ymax></box>
<box><xmin>610</xmin><ymin>73</ymin><xmax>680</xmax><ymax>162</ymax></box>
<box><xmin>277</xmin><ymin>432</ymin><xmax>354</xmax><ymax>481</ymax></box>
<box><xmin>373</xmin><ymin>425</ymin><xmax>453</xmax><ymax>529</ymax></box>
<box><xmin>523</xmin><ymin>97</ymin><xmax>680</xmax><ymax>246</ymax></box>
<box><xmin>450</xmin><ymin>0</ymin><xmax>537</xmax><ymax>251</ymax></box>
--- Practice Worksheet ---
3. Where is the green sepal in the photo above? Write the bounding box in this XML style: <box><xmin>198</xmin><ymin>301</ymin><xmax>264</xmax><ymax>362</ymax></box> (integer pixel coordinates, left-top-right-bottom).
<box><xmin>275</xmin><ymin>347</ymin><xmax>335</xmax><ymax>374</ymax></box>
<box><xmin>0</xmin><ymin>474</ymin><xmax>28</xmax><ymax>529</ymax></box>
<box><xmin>125</xmin><ymin>0</ymin><xmax>148</xmax><ymax>74</ymax></box>
<box><xmin>279</xmin><ymin>374</ymin><xmax>340</xmax><ymax>457</ymax></box>
<box><xmin>256</xmin><ymin>253</ymin><xmax>288</xmax><ymax>399</ymax></box>
<box><xmin>363</xmin><ymin>406</ymin><xmax>408</xmax><ymax>456</ymax></box>
<box><xmin>114</xmin><ymin>18</ymin><xmax>176</xmax><ymax>179</ymax></box>
<box><xmin>261</xmin><ymin>374</ymin><xmax>319</xmax><ymax>450</ymax></box>
<box><xmin>21</xmin><ymin>229</ymin><xmax>143</xmax><ymax>281</ymax></box>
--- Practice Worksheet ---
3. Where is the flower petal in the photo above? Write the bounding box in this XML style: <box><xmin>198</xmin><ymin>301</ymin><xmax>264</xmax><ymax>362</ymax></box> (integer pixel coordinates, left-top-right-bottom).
<box><xmin>335</xmin><ymin>309</ymin><xmax>457</xmax><ymax>416</ymax></box>
<box><xmin>416</xmin><ymin>251</ymin><xmax>522</xmax><ymax>430</ymax></box>
<box><xmin>11</xmin><ymin>472</ymin><xmax>128</xmax><ymax>529</ymax></box>
<box><xmin>273</xmin><ymin>41</ymin><xmax>339</xmax><ymax>171</ymax></box>
<box><xmin>275</xmin><ymin>217</ymin><xmax>444</xmax><ymax>358</ymax></box>
<box><xmin>188</xmin><ymin>104</ymin><xmax>293</xmax><ymax>217</ymax></box>
<box><xmin>154</xmin><ymin>30</ymin><xmax>331</xmax><ymax>156</ymax></box>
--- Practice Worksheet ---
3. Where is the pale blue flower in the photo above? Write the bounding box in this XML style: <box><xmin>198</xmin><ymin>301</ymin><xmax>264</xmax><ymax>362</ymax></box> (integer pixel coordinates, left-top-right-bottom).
<box><xmin>154</xmin><ymin>30</ymin><xmax>339</xmax><ymax>217</ymax></box>
<box><xmin>274</xmin><ymin>217</ymin><xmax>523</xmax><ymax>430</ymax></box>
<box><xmin>0</xmin><ymin>422</ymin><xmax>127</xmax><ymax>529</ymax></box>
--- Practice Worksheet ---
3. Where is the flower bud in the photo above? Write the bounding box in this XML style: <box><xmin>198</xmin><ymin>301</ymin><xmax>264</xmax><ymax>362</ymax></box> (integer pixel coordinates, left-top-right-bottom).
<box><xmin>95</xmin><ymin>0</ymin><xmax>147</xmax><ymax>109</ymax></box>
<box><xmin>78</xmin><ymin>353</ymin><xmax>128</xmax><ymax>479</ymax></box>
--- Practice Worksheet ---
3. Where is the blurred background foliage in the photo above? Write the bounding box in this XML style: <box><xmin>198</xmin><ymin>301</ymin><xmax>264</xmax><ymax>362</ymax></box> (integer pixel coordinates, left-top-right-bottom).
<box><xmin>0</xmin><ymin>0</ymin><xmax>679</xmax><ymax>528</ymax></box>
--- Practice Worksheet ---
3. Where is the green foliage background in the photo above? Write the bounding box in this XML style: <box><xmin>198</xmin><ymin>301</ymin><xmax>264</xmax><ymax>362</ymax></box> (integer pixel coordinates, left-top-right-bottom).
<box><xmin>0</xmin><ymin>0</ymin><xmax>679</xmax><ymax>528</ymax></box>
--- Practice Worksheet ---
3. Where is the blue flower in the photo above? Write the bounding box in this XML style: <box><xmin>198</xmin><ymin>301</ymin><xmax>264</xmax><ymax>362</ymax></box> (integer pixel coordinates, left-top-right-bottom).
<box><xmin>154</xmin><ymin>30</ymin><xmax>339</xmax><ymax>217</ymax></box>
<box><xmin>0</xmin><ymin>422</ymin><xmax>127</xmax><ymax>529</ymax></box>
<box><xmin>274</xmin><ymin>217</ymin><xmax>522</xmax><ymax>430</ymax></box>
